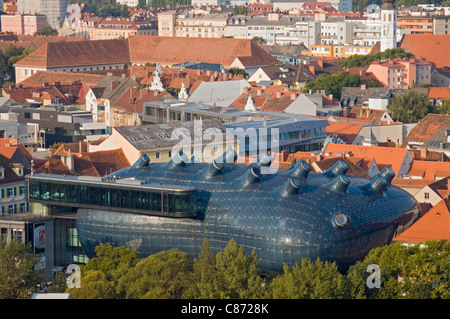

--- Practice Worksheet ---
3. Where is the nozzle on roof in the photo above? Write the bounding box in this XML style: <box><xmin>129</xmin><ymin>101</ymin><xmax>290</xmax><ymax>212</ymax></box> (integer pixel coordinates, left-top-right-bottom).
<box><xmin>200</xmin><ymin>160</ymin><xmax>225</xmax><ymax>179</ymax></box>
<box><xmin>131</xmin><ymin>153</ymin><xmax>150</xmax><ymax>169</ymax></box>
<box><xmin>379</xmin><ymin>167</ymin><xmax>395</xmax><ymax>184</ymax></box>
<box><xmin>253</xmin><ymin>152</ymin><xmax>272</xmax><ymax>168</ymax></box>
<box><xmin>325</xmin><ymin>175</ymin><xmax>350</xmax><ymax>193</ymax></box>
<box><xmin>216</xmin><ymin>148</ymin><xmax>238</xmax><ymax>164</ymax></box>
<box><xmin>239</xmin><ymin>166</ymin><xmax>261</xmax><ymax>187</ymax></box>
<box><xmin>290</xmin><ymin>159</ymin><xmax>311</xmax><ymax>179</ymax></box>
<box><xmin>279</xmin><ymin>177</ymin><xmax>302</xmax><ymax>197</ymax></box>
<box><xmin>165</xmin><ymin>150</ymin><xmax>188</xmax><ymax>169</ymax></box>
<box><xmin>190</xmin><ymin>155</ymin><xmax>201</xmax><ymax>163</ymax></box>
<box><xmin>362</xmin><ymin>175</ymin><xmax>388</xmax><ymax>195</ymax></box>
<box><xmin>323</xmin><ymin>160</ymin><xmax>348</xmax><ymax>178</ymax></box>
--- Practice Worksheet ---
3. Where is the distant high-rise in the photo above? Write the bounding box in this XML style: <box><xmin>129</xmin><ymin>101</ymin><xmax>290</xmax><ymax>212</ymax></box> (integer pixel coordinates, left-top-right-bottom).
<box><xmin>17</xmin><ymin>0</ymin><xmax>69</xmax><ymax>29</ymax></box>
<box><xmin>380</xmin><ymin>0</ymin><xmax>397</xmax><ymax>52</ymax></box>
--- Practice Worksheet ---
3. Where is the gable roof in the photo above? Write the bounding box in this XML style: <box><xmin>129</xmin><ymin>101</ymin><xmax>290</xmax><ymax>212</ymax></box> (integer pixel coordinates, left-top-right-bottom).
<box><xmin>406</xmin><ymin>161</ymin><xmax>450</xmax><ymax>180</ymax></box>
<box><xmin>128</xmin><ymin>36</ymin><xmax>279</xmax><ymax>67</ymax></box>
<box><xmin>428</xmin><ymin>87</ymin><xmax>450</xmax><ymax>100</ymax></box>
<box><xmin>15</xmin><ymin>39</ymin><xmax>130</xmax><ymax>68</ymax></box>
<box><xmin>393</xmin><ymin>198</ymin><xmax>450</xmax><ymax>243</ymax></box>
<box><xmin>15</xmin><ymin>36</ymin><xmax>279</xmax><ymax>70</ymax></box>
<box><xmin>322</xmin><ymin>143</ymin><xmax>410</xmax><ymax>176</ymax></box>
<box><xmin>400</xmin><ymin>34</ymin><xmax>450</xmax><ymax>68</ymax></box>
<box><xmin>324</xmin><ymin>121</ymin><xmax>365</xmax><ymax>144</ymax></box>
<box><xmin>35</xmin><ymin>148</ymin><xmax>131</xmax><ymax>177</ymax></box>
<box><xmin>403</xmin><ymin>113</ymin><xmax>450</xmax><ymax>147</ymax></box>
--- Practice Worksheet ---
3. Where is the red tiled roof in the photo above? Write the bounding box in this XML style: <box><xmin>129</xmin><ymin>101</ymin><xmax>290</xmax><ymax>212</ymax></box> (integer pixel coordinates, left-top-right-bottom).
<box><xmin>15</xmin><ymin>39</ymin><xmax>130</xmax><ymax>68</ymax></box>
<box><xmin>18</xmin><ymin>71</ymin><xmax>105</xmax><ymax>87</ymax></box>
<box><xmin>393</xmin><ymin>198</ymin><xmax>450</xmax><ymax>243</ymax></box>
<box><xmin>323</xmin><ymin>143</ymin><xmax>409</xmax><ymax>176</ymax></box>
<box><xmin>400</xmin><ymin>34</ymin><xmax>450</xmax><ymax>68</ymax></box>
<box><xmin>128</xmin><ymin>36</ymin><xmax>279</xmax><ymax>67</ymax></box>
<box><xmin>428</xmin><ymin>87</ymin><xmax>450</xmax><ymax>100</ymax></box>
<box><xmin>403</xmin><ymin>113</ymin><xmax>450</xmax><ymax>147</ymax></box>
<box><xmin>325</xmin><ymin>121</ymin><xmax>364</xmax><ymax>144</ymax></box>
<box><xmin>407</xmin><ymin>160</ymin><xmax>450</xmax><ymax>180</ymax></box>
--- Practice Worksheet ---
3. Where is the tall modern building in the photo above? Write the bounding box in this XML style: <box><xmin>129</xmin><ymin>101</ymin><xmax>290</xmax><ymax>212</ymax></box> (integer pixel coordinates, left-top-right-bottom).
<box><xmin>17</xmin><ymin>0</ymin><xmax>69</xmax><ymax>29</ymax></box>
<box><xmin>380</xmin><ymin>0</ymin><xmax>397</xmax><ymax>52</ymax></box>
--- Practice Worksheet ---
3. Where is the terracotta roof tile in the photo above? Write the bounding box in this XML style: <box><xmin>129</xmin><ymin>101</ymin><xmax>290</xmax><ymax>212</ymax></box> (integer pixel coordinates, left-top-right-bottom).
<box><xmin>323</xmin><ymin>143</ymin><xmax>409</xmax><ymax>176</ymax></box>
<box><xmin>400</xmin><ymin>34</ymin><xmax>450</xmax><ymax>68</ymax></box>
<box><xmin>393</xmin><ymin>198</ymin><xmax>450</xmax><ymax>243</ymax></box>
<box><xmin>403</xmin><ymin>113</ymin><xmax>450</xmax><ymax>147</ymax></box>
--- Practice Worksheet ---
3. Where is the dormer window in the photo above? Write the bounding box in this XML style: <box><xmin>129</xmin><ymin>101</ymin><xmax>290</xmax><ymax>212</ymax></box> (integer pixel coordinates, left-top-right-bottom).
<box><xmin>10</xmin><ymin>163</ymin><xmax>23</xmax><ymax>177</ymax></box>
<box><xmin>0</xmin><ymin>166</ymin><xmax>4</xmax><ymax>179</ymax></box>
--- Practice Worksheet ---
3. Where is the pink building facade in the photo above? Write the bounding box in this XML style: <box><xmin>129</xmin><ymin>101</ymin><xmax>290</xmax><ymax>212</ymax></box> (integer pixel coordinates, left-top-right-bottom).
<box><xmin>367</xmin><ymin>58</ymin><xmax>432</xmax><ymax>89</ymax></box>
<box><xmin>1</xmin><ymin>14</ymin><xmax>48</xmax><ymax>35</ymax></box>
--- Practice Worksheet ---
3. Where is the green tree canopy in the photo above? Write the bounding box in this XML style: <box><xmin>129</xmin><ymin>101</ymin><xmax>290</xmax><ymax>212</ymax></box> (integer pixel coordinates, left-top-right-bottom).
<box><xmin>304</xmin><ymin>71</ymin><xmax>378</xmax><ymax>100</ymax></box>
<box><xmin>0</xmin><ymin>241</ymin><xmax>42</xmax><ymax>299</ymax></box>
<box><xmin>267</xmin><ymin>258</ymin><xmax>351</xmax><ymax>299</ymax></box>
<box><xmin>437</xmin><ymin>98</ymin><xmax>450</xmax><ymax>115</ymax></box>
<box><xmin>118</xmin><ymin>249</ymin><xmax>193</xmax><ymax>299</ymax></box>
<box><xmin>251</xmin><ymin>36</ymin><xmax>267</xmax><ymax>46</ymax></box>
<box><xmin>34</xmin><ymin>26</ymin><xmax>59</xmax><ymax>36</ymax></box>
<box><xmin>387</xmin><ymin>90</ymin><xmax>433</xmax><ymax>123</ymax></box>
<box><xmin>339</xmin><ymin>48</ymin><xmax>415</xmax><ymax>68</ymax></box>
<box><xmin>347</xmin><ymin>240</ymin><xmax>450</xmax><ymax>299</ymax></box>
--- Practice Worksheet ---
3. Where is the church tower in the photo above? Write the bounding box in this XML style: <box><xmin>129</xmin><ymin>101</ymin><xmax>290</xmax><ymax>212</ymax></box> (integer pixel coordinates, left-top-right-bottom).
<box><xmin>380</xmin><ymin>0</ymin><xmax>397</xmax><ymax>52</ymax></box>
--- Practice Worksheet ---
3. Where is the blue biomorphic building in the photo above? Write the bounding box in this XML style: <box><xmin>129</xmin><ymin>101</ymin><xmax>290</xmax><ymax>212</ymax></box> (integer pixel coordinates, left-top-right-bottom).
<box><xmin>26</xmin><ymin>150</ymin><xmax>420</xmax><ymax>272</ymax></box>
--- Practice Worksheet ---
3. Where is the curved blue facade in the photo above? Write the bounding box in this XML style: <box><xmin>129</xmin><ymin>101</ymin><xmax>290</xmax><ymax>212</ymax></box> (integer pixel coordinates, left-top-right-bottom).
<box><xmin>74</xmin><ymin>152</ymin><xmax>420</xmax><ymax>273</ymax></box>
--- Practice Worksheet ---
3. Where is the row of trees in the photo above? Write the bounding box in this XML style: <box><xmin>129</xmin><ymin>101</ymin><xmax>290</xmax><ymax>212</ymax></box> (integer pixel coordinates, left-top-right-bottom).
<box><xmin>352</xmin><ymin>0</ymin><xmax>450</xmax><ymax>12</ymax></box>
<box><xmin>64</xmin><ymin>239</ymin><xmax>450</xmax><ymax>299</ymax></box>
<box><xmin>3</xmin><ymin>238</ymin><xmax>448</xmax><ymax>299</ymax></box>
<box><xmin>69</xmin><ymin>0</ymin><xmax>131</xmax><ymax>17</ymax></box>
<box><xmin>303</xmin><ymin>71</ymin><xmax>380</xmax><ymax>100</ymax></box>
<box><xmin>338</xmin><ymin>48</ymin><xmax>415</xmax><ymax>69</ymax></box>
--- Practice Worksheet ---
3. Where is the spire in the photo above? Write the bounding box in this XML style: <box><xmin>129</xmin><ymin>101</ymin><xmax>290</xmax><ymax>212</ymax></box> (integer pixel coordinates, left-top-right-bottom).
<box><xmin>150</xmin><ymin>70</ymin><xmax>164</xmax><ymax>92</ymax></box>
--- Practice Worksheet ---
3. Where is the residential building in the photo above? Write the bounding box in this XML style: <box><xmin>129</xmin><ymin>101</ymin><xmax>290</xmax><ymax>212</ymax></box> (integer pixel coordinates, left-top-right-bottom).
<box><xmin>17</xmin><ymin>0</ymin><xmax>69</xmax><ymax>29</ymax></box>
<box><xmin>88</xmin><ymin>17</ymin><xmax>157</xmax><ymax>40</ymax></box>
<box><xmin>173</xmin><ymin>13</ymin><xmax>228</xmax><ymax>38</ymax></box>
<box><xmin>0</xmin><ymin>113</ymin><xmax>43</xmax><ymax>149</ymax></box>
<box><xmin>0</xmin><ymin>143</ymin><xmax>31</xmax><ymax>218</ymax></box>
<box><xmin>157</xmin><ymin>11</ymin><xmax>177</xmax><ymax>37</ymax></box>
<box><xmin>1</xmin><ymin>13</ymin><xmax>48</xmax><ymax>35</ymax></box>
<box><xmin>403</xmin><ymin>113</ymin><xmax>450</xmax><ymax>156</ymax></box>
<box><xmin>226</xmin><ymin>85</ymin><xmax>318</xmax><ymax>116</ymax></box>
<box><xmin>85</xmin><ymin>75</ymin><xmax>140</xmax><ymax>126</ymax></box>
<box><xmin>428</xmin><ymin>87</ymin><xmax>450</xmax><ymax>108</ymax></box>
<box><xmin>191</xmin><ymin>0</ymin><xmax>227</xmax><ymax>6</ymax></box>
<box><xmin>248</xmin><ymin>64</ymin><xmax>316</xmax><ymax>88</ymax></box>
<box><xmin>366</xmin><ymin>58</ymin><xmax>432</xmax><ymax>89</ymax></box>
<box><xmin>431</xmin><ymin>67</ymin><xmax>450</xmax><ymax>87</ymax></box>
<box><xmin>0</xmin><ymin>104</ymin><xmax>108</xmax><ymax>147</ymax></box>
<box><xmin>412</xmin><ymin>177</ymin><xmax>450</xmax><ymax>207</ymax></box>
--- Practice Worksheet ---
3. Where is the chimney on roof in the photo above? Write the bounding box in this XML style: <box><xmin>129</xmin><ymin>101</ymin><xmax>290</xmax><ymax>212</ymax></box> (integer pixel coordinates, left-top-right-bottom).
<box><xmin>257</xmin><ymin>88</ymin><xmax>262</xmax><ymax>96</ymax></box>
<box><xmin>276</xmin><ymin>90</ymin><xmax>282</xmax><ymax>98</ymax></box>
<box><xmin>361</xmin><ymin>84</ymin><xmax>366</xmax><ymax>90</ymax></box>
<box><xmin>53</xmin><ymin>82</ymin><xmax>60</xmax><ymax>86</ymax></box>
<box><xmin>420</xmin><ymin>147</ymin><xmax>427</xmax><ymax>160</ymax></box>
<box><xmin>291</xmin><ymin>92</ymin><xmax>297</xmax><ymax>100</ymax></box>
<box><xmin>309</xmin><ymin>66</ymin><xmax>315</xmax><ymax>75</ymax></box>
<box><xmin>107</xmin><ymin>72</ymin><xmax>113</xmax><ymax>76</ymax></box>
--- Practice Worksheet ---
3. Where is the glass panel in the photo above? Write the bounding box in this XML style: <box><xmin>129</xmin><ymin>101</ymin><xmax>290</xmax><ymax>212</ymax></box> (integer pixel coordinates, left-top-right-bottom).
<box><xmin>80</xmin><ymin>186</ymin><xmax>88</xmax><ymax>204</ymax></box>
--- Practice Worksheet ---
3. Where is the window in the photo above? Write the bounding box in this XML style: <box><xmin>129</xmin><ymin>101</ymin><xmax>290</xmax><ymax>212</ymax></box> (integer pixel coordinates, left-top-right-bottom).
<box><xmin>7</xmin><ymin>188</ymin><xmax>14</xmax><ymax>198</ymax></box>
<box><xmin>424</xmin><ymin>192</ymin><xmax>429</xmax><ymax>199</ymax></box>
<box><xmin>156</xmin><ymin>152</ymin><xmax>160</xmax><ymax>159</ymax></box>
